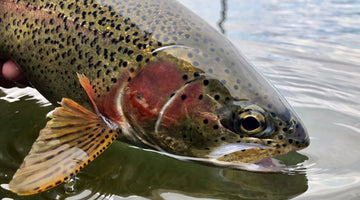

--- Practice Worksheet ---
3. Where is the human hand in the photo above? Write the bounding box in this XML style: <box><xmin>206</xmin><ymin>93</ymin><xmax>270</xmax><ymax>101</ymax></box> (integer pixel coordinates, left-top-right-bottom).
<box><xmin>0</xmin><ymin>59</ymin><xmax>29</xmax><ymax>88</ymax></box>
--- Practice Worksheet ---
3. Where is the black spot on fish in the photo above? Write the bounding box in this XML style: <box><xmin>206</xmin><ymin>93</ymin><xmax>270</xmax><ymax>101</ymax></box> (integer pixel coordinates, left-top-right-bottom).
<box><xmin>136</xmin><ymin>54</ymin><xmax>143</xmax><ymax>62</ymax></box>
<box><xmin>198</xmin><ymin>94</ymin><xmax>203</xmax><ymax>100</ymax></box>
<box><xmin>203</xmin><ymin>80</ymin><xmax>209</xmax><ymax>86</ymax></box>
<box><xmin>181</xmin><ymin>94</ymin><xmax>187</xmax><ymax>100</ymax></box>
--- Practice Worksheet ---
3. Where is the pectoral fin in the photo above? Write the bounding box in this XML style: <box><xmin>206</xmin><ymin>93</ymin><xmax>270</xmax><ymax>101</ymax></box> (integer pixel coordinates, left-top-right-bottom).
<box><xmin>9</xmin><ymin>98</ymin><xmax>121</xmax><ymax>195</ymax></box>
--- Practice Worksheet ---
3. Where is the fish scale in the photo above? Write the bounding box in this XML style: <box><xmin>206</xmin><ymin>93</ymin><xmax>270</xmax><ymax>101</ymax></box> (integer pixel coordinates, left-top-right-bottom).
<box><xmin>0</xmin><ymin>0</ymin><xmax>309</xmax><ymax>196</ymax></box>
<box><xmin>0</xmin><ymin>0</ymin><xmax>161</xmax><ymax>107</ymax></box>
<box><xmin>1</xmin><ymin>0</ymin><xmax>285</xmax><ymax>115</ymax></box>
<box><xmin>98</xmin><ymin>0</ymin><xmax>291</xmax><ymax>117</ymax></box>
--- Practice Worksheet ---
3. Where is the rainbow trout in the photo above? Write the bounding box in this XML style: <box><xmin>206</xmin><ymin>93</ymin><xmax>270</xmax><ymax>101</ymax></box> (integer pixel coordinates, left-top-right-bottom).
<box><xmin>0</xmin><ymin>0</ymin><xmax>309</xmax><ymax>195</ymax></box>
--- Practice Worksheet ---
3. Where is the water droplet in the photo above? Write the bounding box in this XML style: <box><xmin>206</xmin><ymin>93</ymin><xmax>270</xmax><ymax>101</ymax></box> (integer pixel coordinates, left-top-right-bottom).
<box><xmin>64</xmin><ymin>175</ymin><xmax>77</xmax><ymax>195</ymax></box>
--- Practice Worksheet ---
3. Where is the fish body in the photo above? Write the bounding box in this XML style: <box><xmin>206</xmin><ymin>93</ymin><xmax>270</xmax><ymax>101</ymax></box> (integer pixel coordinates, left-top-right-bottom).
<box><xmin>0</xmin><ymin>0</ymin><xmax>309</xmax><ymax>195</ymax></box>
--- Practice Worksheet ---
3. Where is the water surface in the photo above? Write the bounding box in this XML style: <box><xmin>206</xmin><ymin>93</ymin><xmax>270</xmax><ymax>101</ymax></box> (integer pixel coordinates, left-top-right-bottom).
<box><xmin>1</xmin><ymin>0</ymin><xmax>360</xmax><ymax>199</ymax></box>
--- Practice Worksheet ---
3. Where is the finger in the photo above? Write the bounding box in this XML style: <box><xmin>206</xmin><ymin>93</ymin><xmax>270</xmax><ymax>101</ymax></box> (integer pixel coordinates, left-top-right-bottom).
<box><xmin>0</xmin><ymin>60</ymin><xmax>18</xmax><ymax>88</ymax></box>
<box><xmin>3</xmin><ymin>60</ymin><xmax>25</xmax><ymax>81</ymax></box>
<box><xmin>2</xmin><ymin>60</ymin><xmax>29</xmax><ymax>88</ymax></box>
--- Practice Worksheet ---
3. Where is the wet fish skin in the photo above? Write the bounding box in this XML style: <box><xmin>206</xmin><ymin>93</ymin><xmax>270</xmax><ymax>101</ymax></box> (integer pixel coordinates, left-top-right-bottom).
<box><xmin>0</xmin><ymin>0</ymin><xmax>309</xmax><ymax>195</ymax></box>
<box><xmin>0</xmin><ymin>0</ymin><xmax>158</xmax><ymax>108</ymax></box>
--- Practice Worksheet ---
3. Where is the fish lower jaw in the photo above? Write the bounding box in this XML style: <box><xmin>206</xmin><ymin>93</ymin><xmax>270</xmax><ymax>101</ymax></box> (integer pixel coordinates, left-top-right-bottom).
<box><xmin>203</xmin><ymin>142</ymin><xmax>297</xmax><ymax>171</ymax></box>
<box><xmin>209</xmin><ymin>154</ymin><xmax>290</xmax><ymax>172</ymax></box>
<box><xmin>131</xmin><ymin>144</ymin><xmax>289</xmax><ymax>172</ymax></box>
<box><xmin>209</xmin><ymin>157</ymin><xmax>286</xmax><ymax>172</ymax></box>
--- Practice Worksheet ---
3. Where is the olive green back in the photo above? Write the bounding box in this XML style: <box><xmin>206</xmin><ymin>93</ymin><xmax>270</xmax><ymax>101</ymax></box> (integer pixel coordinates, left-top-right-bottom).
<box><xmin>0</xmin><ymin>0</ymin><xmax>293</xmax><ymax>122</ymax></box>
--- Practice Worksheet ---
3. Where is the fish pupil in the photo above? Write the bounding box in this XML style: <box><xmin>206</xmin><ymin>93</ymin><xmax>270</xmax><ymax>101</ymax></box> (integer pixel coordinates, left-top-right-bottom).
<box><xmin>241</xmin><ymin>116</ymin><xmax>260</xmax><ymax>131</ymax></box>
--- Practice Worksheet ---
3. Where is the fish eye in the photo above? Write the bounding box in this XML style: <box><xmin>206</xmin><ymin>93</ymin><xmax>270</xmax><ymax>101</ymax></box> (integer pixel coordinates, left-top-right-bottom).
<box><xmin>231</xmin><ymin>104</ymin><xmax>272</xmax><ymax>136</ymax></box>
<box><xmin>241</xmin><ymin>115</ymin><xmax>261</xmax><ymax>131</ymax></box>
<box><xmin>219</xmin><ymin>104</ymin><xmax>274</xmax><ymax>137</ymax></box>
<box><xmin>237</xmin><ymin>111</ymin><xmax>266</xmax><ymax>134</ymax></box>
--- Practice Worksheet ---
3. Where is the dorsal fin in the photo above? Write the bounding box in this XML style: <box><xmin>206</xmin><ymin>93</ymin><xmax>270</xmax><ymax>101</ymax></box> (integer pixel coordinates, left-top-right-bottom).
<box><xmin>9</xmin><ymin>98</ymin><xmax>121</xmax><ymax>195</ymax></box>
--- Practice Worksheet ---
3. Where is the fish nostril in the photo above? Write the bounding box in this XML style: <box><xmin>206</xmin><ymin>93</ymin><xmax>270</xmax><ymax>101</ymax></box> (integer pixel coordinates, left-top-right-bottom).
<box><xmin>283</xmin><ymin>119</ymin><xmax>299</xmax><ymax>134</ymax></box>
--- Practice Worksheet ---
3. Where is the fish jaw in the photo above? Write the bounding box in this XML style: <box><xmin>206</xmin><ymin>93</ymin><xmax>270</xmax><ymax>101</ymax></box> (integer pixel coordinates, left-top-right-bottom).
<box><xmin>207</xmin><ymin>142</ymin><xmax>291</xmax><ymax>164</ymax></box>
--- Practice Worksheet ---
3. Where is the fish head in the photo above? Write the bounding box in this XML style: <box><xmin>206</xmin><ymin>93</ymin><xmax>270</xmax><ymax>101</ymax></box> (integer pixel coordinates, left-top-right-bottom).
<box><xmin>145</xmin><ymin>46</ymin><xmax>310</xmax><ymax>167</ymax></box>
<box><xmin>211</xmin><ymin>100</ymin><xmax>310</xmax><ymax>163</ymax></box>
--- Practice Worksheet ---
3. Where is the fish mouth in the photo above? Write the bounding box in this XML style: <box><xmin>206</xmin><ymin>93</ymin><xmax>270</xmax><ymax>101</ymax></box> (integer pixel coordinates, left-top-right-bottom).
<box><xmin>206</xmin><ymin>143</ymin><xmax>293</xmax><ymax>172</ymax></box>
<box><xmin>208</xmin><ymin>143</ymin><xmax>275</xmax><ymax>159</ymax></box>
<box><xmin>134</xmin><ymin>142</ymin><xmax>291</xmax><ymax>172</ymax></box>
